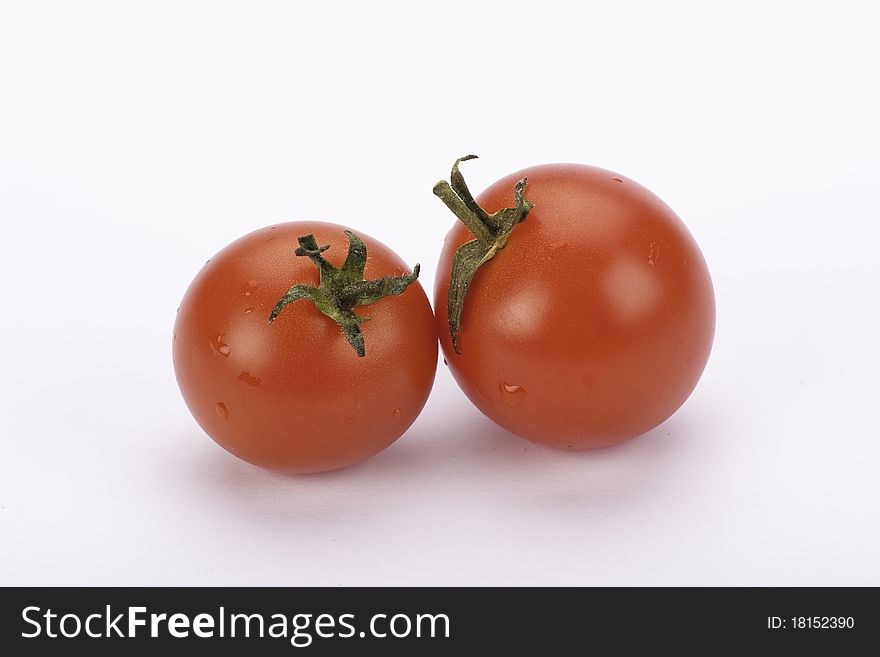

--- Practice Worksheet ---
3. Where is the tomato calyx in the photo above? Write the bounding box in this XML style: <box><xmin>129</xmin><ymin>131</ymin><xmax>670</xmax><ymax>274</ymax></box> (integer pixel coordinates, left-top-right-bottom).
<box><xmin>433</xmin><ymin>155</ymin><xmax>533</xmax><ymax>353</ymax></box>
<box><xmin>268</xmin><ymin>230</ymin><xmax>421</xmax><ymax>357</ymax></box>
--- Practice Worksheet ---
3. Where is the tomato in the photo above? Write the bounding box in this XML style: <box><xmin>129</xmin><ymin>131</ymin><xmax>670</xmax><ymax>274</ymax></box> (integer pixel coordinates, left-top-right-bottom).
<box><xmin>434</xmin><ymin>158</ymin><xmax>714</xmax><ymax>449</ymax></box>
<box><xmin>173</xmin><ymin>222</ymin><xmax>437</xmax><ymax>472</ymax></box>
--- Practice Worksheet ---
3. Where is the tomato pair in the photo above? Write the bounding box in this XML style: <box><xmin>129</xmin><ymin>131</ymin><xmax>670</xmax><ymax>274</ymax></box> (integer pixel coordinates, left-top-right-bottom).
<box><xmin>173</xmin><ymin>157</ymin><xmax>715</xmax><ymax>472</ymax></box>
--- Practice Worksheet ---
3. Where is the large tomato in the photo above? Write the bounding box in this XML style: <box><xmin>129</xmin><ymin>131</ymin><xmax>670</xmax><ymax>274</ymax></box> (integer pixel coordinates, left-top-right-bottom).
<box><xmin>173</xmin><ymin>222</ymin><xmax>437</xmax><ymax>472</ymax></box>
<box><xmin>434</xmin><ymin>158</ymin><xmax>714</xmax><ymax>449</ymax></box>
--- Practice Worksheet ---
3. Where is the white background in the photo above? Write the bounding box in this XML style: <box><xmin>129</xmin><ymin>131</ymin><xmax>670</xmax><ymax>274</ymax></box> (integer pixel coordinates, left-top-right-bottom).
<box><xmin>1</xmin><ymin>1</ymin><xmax>878</xmax><ymax>586</ymax></box>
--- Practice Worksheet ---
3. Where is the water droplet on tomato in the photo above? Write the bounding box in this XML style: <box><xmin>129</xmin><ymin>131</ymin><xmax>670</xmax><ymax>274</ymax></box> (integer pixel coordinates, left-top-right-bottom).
<box><xmin>211</xmin><ymin>334</ymin><xmax>230</xmax><ymax>357</ymax></box>
<box><xmin>215</xmin><ymin>402</ymin><xmax>228</xmax><ymax>419</ymax></box>
<box><xmin>500</xmin><ymin>382</ymin><xmax>527</xmax><ymax>402</ymax></box>
<box><xmin>242</xmin><ymin>280</ymin><xmax>259</xmax><ymax>296</ymax></box>
<box><xmin>238</xmin><ymin>371</ymin><xmax>261</xmax><ymax>387</ymax></box>
<box><xmin>218</xmin><ymin>342</ymin><xmax>230</xmax><ymax>356</ymax></box>
<box><xmin>647</xmin><ymin>241</ymin><xmax>660</xmax><ymax>266</ymax></box>
<box><xmin>243</xmin><ymin>308</ymin><xmax>254</xmax><ymax>315</ymax></box>
<box><xmin>393</xmin><ymin>408</ymin><xmax>401</xmax><ymax>417</ymax></box>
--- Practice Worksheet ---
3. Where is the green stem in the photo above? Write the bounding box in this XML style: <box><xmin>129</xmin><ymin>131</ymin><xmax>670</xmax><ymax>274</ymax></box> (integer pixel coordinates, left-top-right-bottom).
<box><xmin>269</xmin><ymin>230</ymin><xmax>420</xmax><ymax>357</ymax></box>
<box><xmin>433</xmin><ymin>155</ymin><xmax>533</xmax><ymax>353</ymax></box>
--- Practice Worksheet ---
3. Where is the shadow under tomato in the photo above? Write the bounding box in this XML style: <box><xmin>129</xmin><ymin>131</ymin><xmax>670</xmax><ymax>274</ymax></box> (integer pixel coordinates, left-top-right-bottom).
<box><xmin>539</xmin><ymin>403</ymin><xmax>723</xmax><ymax>514</ymax></box>
<box><xmin>178</xmin><ymin>426</ymin><xmax>454</xmax><ymax>529</ymax></box>
<box><xmin>384</xmin><ymin>396</ymin><xmax>727</xmax><ymax>511</ymax></box>
<box><xmin>178</xmin><ymin>393</ymin><xmax>724</xmax><ymax>532</ymax></box>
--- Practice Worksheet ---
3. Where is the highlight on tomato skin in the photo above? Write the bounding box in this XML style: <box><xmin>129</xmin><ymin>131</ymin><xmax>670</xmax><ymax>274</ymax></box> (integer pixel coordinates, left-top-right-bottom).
<box><xmin>172</xmin><ymin>221</ymin><xmax>438</xmax><ymax>473</ymax></box>
<box><xmin>433</xmin><ymin>157</ymin><xmax>715</xmax><ymax>449</ymax></box>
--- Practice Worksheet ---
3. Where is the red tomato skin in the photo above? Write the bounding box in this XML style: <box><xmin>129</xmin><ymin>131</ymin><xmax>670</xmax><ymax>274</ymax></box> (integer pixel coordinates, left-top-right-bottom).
<box><xmin>435</xmin><ymin>165</ymin><xmax>715</xmax><ymax>449</ymax></box>
<box><xmin>174</xmin><ymin>222</ymin><xmax>437</xmax><ymax>472</ymax></box>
